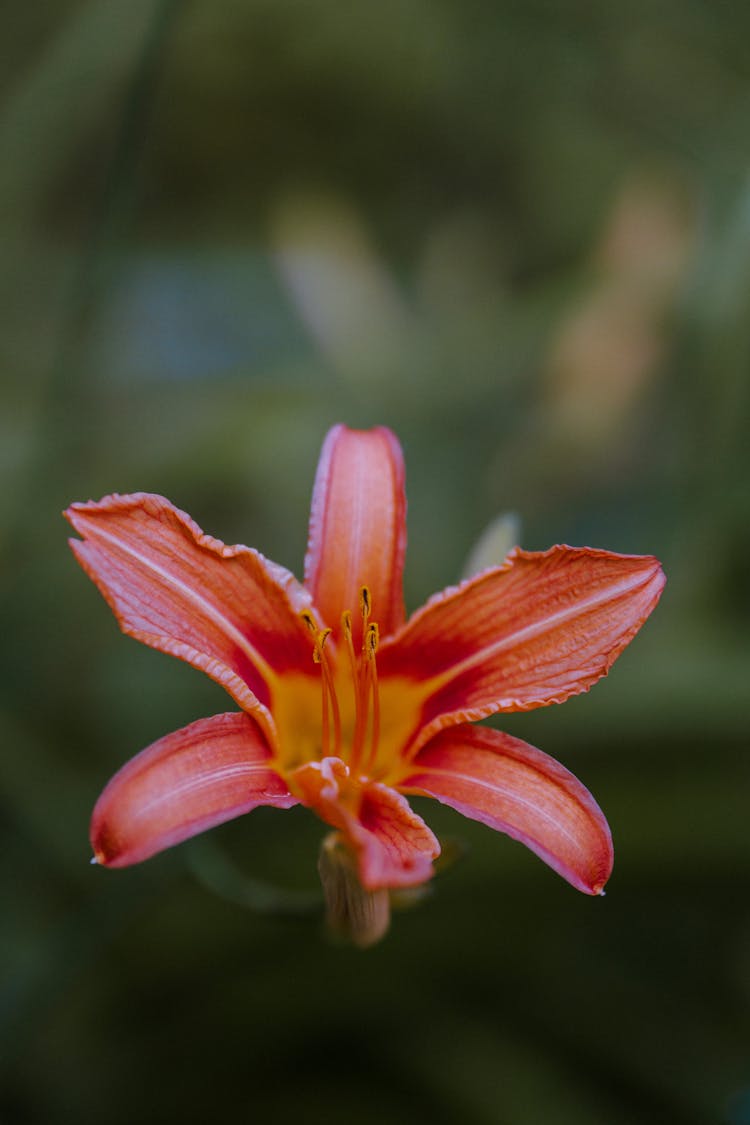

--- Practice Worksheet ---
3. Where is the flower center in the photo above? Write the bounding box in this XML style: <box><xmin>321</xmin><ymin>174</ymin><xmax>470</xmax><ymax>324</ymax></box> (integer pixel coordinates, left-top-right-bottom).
<box><xmin>271</xmin><ymin>591</ymin><xmax>422</xmax><ymax>783</ymax></box>
<box><xmin>300</xmin><ymin>586</ymin><xmax>382</xmax><ymax>778</ymax></box>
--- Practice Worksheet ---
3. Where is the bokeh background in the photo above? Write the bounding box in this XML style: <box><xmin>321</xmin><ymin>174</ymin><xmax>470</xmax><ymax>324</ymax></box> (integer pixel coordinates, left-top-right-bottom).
<box><xmin>2</xmin><ymin>2</ymin><xmax>749</xmax><ymax>1122</ymax></box>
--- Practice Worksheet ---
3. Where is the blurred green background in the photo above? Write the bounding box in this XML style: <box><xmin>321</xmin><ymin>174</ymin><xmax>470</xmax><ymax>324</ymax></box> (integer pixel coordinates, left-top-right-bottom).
<box><xmin>2</xmin><ymin>1</ymin><xmax>749</xmax><ymax>1122</ymax></box>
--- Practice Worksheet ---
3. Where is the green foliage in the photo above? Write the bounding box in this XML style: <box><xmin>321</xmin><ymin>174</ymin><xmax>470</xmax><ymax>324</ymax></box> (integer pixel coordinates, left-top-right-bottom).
<box><xmin>2</xmin><ymin>2</ymin><xmax>750</xmax><ymax>1122</ymax></box>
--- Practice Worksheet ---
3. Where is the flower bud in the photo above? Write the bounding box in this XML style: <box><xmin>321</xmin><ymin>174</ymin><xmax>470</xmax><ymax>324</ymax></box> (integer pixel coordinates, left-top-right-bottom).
<box><xmin>318</xmin><ymin>833</ymin><xmax>390</xmax><ymax>949</ymax></box>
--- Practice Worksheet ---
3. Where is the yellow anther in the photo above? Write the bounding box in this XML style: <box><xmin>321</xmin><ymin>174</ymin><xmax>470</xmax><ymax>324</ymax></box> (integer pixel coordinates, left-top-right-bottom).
<box><xmin>312</xmin><ymin>627</ymin><xmax>332</xmax><ymax>664</ymax></box>
<box><xmin>341</xmin><ymin>609</ymin><xmax>353</xmax><ymax>641</ymax></box>
<box><xmin>359</xmin><ymin>586</ymin><xmax>371</xmax><ymax>622</ymax></box>
<box><xmin>365</xmin><ymin>621</ymin><xmax>379</xmax><ymax>658</ymax></box>
<box><xmin>300</xmin><ymin>609</ymin><xmax>317</xmax><ymax>634</ymax></box>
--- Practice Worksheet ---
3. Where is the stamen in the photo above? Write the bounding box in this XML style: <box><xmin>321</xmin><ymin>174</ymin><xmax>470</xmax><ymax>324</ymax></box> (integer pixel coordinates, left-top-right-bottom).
<box><xmin>363</xmin><ymin>623</ymin><xmax>381</xmax><ymax>774</ymax></box>
<box><xmin>347</xmin><ymin>661</ymin><xmax>369</xmax><ymax>778</ymax></box>
<box><xmin>313</xmin><ymin>628</ymin><xmax>332</xmax><ymax>754</ymax></box>
<box><xmin>304</xmin><ymin>617</ymin><xmax>342</xmax><ymax>760</ymax></box>
<box><xmin>304</xmin><ymin>593</ymin><xmax>382</xmax><ymax>778</ymax></box>
<box><xmin>347</xmin><ymin>595</ymin><xmax>370</xmax><ymax>775</ymax></box>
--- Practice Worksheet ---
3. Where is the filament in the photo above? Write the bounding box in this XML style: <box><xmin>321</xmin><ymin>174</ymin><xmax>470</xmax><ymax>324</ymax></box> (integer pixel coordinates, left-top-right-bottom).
<box><xmin>362</xmin><ymin>622</ymin><xmax>381</xmax><ymax>774</ymax></box>
<box><xmin>307</xmin><ymin>620</ymin><xmax>341</xmax><ymax>759</ymax></box>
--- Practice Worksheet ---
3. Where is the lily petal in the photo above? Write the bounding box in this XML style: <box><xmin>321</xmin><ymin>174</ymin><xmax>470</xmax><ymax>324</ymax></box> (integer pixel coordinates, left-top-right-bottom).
<box><xmin>354</xmin><ymin>782</ymin><xmax>440</xmax><ymax>889</ymax></box>
<box><xmin>401</xmin><ymin>724</ymin><xmax>613</xmax><ymax>895</ymax></box>
<box><xmin>91</xmin><ymin>712</ymin><xmax>297</xmax><ymax>868</ymax></box>
<box><xmin>291</xmin><ymin>758</ymin><xmax>439</xmax><ymax>889</ymax></box>
<box><xmin>380</xmin><ymin>546</ymin><xmax>665</xmax><ymax>752</ymax></box>
<box><xmin>304</xmin><ymin>425</ymin><xmax>407</xmax><ymax>642</ymax></box>
<box><xmin>66</xmin><ymin>493</ymin><xmax>316</xmax><ymax>733</ymax></box>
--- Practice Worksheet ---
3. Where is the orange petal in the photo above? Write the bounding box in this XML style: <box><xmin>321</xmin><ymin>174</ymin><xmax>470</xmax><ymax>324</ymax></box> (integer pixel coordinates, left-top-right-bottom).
<box><xmin>291</xmin><ymin>757</ymin><xmax>439</xmax><ymax>889</ymax></box>
<box><xmin>91</xmin><ymin>712</ymin><xmax>297</xmax><ymax>868</ymax></box>
<box><xmin>66</xmin><ymin>493</ymin><xmax>316</xmax><ymax>735</ymax></box>
<box><xmin>401</xmin><ymin>724</ymin><xmax>613</xmax><ymax>895</ymax></box>
<box><xmin>304</xmin><ymin>425</ymin><xmax>407</xmax><ymax>642</ymax></box>
<box><xmin>380</xmin><ymin>546</ymin><xmax>665</xmax><ymax>752</ymax></box>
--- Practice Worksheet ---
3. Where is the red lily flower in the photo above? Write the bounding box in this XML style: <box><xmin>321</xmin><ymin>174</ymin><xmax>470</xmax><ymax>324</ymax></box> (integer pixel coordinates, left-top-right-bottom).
<box><xmin>65</xmin><ymin>425</ymin><xmax>664</xmax><ymax>926</ymax></box>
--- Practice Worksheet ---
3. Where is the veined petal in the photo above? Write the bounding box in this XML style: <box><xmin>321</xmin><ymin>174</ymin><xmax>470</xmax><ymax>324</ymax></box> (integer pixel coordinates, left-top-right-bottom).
<box><xmin>380</xmin><ymin>546</ymin><xmax>665</xmax><ymax>753</ymax></box>
<box><xmin>304</xmin><ymin>425</ymin><xmax>407</xmax><ymax>642</ymax></box>
<box><xmin>401</xmin><ymin>724</ymin><xmax>612</xmax><ymax>895</ymax></box>
<box><xmin>291</xmin><ymin>758</ymin><xmax>439</xmax><ymax>889</ymax></box>
<box><xmin>91</xmin><ymin>712</ymin><xmax>297</xmax><ymax>868</ymax></box>
<box><xmin>66</xmin><ymin>493</ymin><xmax>316</xmax><ymax>734</ymax></box>
<box><xmin>355</xmin><ymin>782</ymin><xmax>439</xmax><ymax>889</ymax></box>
